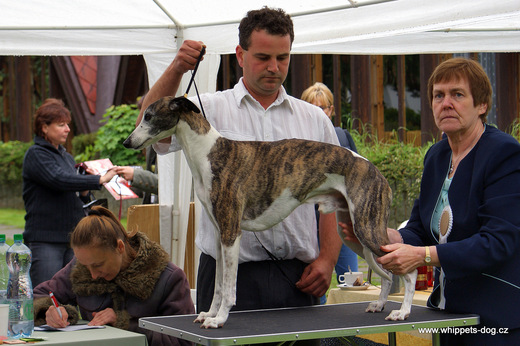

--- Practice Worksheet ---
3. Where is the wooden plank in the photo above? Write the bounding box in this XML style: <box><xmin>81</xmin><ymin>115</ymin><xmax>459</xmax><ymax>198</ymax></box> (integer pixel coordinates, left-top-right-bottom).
<box><xmin>370</xmin><ymin>56</ymin><xmax>384</xmax><ymax>138</ymax></box>
<box><xmin>350</xmin><ymin>55</ymin><xmax>370</xmax><ymax>133</ymax></box>
<box><xmin>496</xmin><ymin>53</ymin><xmax>519</xmax><ymax>131</ymax></box>
<box><xmin>332</xmin><ymin>55</ymin><xmax>342</xmax><ymax>127</ymax></box>
<box><xmin>126</xmin><ymin>204</ymin><xmax>160</xmax><ymax>243</ymax></box>
<box><xmin>397</xmin><ymin>56</ymin><xmax>406</xmax><ymax>142</ymax></box>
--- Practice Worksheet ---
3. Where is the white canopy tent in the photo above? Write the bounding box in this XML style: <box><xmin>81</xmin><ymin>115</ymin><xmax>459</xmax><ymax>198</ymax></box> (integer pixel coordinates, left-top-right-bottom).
<box><xmin>2</xmin><ymin>0</ymin><xmax>520</xmax><ymax>271</ymax></box>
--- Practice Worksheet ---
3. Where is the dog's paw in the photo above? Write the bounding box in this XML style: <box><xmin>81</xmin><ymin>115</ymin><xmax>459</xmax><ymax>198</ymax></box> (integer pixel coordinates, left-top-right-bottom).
<box><xmin>194</xmin><ymin>311</ymin><xmax>209</xmax><ymax>324</ymax></box>
<box><xmin>385</xmin><ymin>309</ymin><xmax>410</xmax><ymax>321</ymax></box>
<box><xmin>201</xmin><ymin>317</ymin><xmax>223</xmax><ymax>329</ymax></box>
<box><xmin>365</xmin><ymin>301</ymin><xmax>385</xmax><ymax>313</ymax></box>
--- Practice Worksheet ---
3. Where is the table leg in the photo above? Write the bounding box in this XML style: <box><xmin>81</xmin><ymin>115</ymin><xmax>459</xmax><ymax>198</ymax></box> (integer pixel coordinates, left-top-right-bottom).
<box><xmin>388</xmin><ymin>332</ymin><xmax>397</xmax><ymax>346</ymax></box>
<box><xmin>432</xmin><ymin>333</ymin><xmax>441</xmax><ymax>346</ymax></box>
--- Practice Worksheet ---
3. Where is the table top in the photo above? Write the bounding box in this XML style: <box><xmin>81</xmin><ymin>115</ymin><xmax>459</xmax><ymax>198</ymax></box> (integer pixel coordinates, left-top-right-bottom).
<box><xmin>32</xmin><ymin>324</ymin><xmax>148</xmax><ymax>346</ymax></box>
<box><xmin>326</xmin><ymin>286</ymin><xmax>432</xmax><ymax>306</ymax></box>
<box><xmin>139</xmin><ymin>301</ymin><xmax>479</xmax><ymax>345</ymax></box>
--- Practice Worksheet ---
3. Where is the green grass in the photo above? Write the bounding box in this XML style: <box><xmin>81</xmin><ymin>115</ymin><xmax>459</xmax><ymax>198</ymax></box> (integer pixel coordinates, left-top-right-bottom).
<box><xmin>0</xmin><ymin>209</ymin><xmax>127</xmax><ymax>229</ymax></box>
<box><xmin>0</xmin><ymin>209</ymin><xmax>26</xmax><ymax>228</ymax></box>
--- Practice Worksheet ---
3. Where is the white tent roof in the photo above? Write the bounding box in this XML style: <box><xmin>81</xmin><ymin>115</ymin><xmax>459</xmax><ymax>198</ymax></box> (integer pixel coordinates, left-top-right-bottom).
<box><xmin>2</xmin><ymin>0</ymin><xmax>520</xmax><ymax>56</ymax></box>
<box><xmin>3</xmin><ymin>0</ymin><xmax>519</xmax><ymax>268</ymax></box>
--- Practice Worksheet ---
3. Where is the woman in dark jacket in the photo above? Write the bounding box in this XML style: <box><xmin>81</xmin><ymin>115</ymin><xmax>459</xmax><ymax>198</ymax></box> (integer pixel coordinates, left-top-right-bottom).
<box><xmin>33</xmin><ymin>206</ymin><xmax>194</xmax><ymax>346</ymax></box>
<box><xmin>22</xmin><ymin>98</ymin><xmax>116</xmax><ymax>286</ymax></box>
<box><xmin>343</xmin><ymin>58</ymin><xmax>520</xmax><ymax>344</ymax></box>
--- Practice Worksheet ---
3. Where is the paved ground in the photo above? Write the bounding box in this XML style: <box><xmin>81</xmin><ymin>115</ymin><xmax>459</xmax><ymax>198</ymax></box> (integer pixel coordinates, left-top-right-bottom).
<box><xmin>0</xmin><ymin>224</ymin><xmax>23</xmax><ymax>240</ymax></box>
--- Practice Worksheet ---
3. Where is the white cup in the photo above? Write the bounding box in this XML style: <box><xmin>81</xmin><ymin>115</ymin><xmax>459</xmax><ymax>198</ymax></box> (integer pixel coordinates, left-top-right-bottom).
<box><xmin>338</xmin><ymin>271</ymin><xmax>363</xmax><ymax>286</ymax></box>
<box><xmin>0</xmin><ymin>304</ymin><xmax>8</xmax><ymax>337</ymax></box>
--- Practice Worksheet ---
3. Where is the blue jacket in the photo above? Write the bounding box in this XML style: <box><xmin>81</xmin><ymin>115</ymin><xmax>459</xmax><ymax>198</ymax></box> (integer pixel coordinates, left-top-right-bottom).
<box><xmin>22</xmin><ymin>136</ymin><xmax>102</xmax><ymax>243</ymax></box>
<box><xmin>400</xmin><ymin>125</ymin><xmax>520</xmax><ymax>329</ymax></box>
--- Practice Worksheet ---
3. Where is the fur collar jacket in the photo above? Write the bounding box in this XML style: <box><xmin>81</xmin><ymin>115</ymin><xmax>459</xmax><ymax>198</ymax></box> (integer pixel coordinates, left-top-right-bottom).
<box><xmin>33</xmin><ymin>232</ymin><xmax>194</xmax><ymax>346</ymax></box>
<box><xmin>71</xmin><ymin>232</ymin><xmax>169</xmax><ymax>302</ymax></box>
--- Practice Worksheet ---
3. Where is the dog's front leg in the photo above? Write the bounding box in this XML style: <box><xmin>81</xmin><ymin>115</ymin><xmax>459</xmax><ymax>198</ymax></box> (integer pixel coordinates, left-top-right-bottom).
<box><xmin>385</xmin><ymin>270</ymin><xmax>417</xmax><ymax>321</ymax></box>
<box><xmin>200</xmin><ymin>235</ymin><xmax>242</xmax><ymax>328</ymax></box>
<box><xmin>194</xmin><ymin>235</ymin><xmax>225</xmax><ymax>325</ymax></box>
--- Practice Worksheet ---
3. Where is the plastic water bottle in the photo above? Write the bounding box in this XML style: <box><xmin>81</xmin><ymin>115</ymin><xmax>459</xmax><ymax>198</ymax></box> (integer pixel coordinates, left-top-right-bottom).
<box><xmin>0</xmin><ymin>235</ymin><xmax>10</xmax><ymax>303</ymax></box>
<box><xmin>6</xmin><ymin>234</ymin><xmax>33</xmax><ymax>338</ymax></box>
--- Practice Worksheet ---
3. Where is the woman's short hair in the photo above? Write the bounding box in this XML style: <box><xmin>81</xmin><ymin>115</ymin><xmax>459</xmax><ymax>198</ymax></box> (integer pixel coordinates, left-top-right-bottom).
<box><xmin>301</xmin><ymin>82</ymin><xmax>335</xmax><ymax>117</ymax></box>
<box><xmin>70</xmin><ymin>206</ymin><xmax>130</xmax><ymax>251</ymax></box>
<box><xmin>428</xmin><ymin>58</ymin><xmax>492</xmax><ymax>122</ymax></box>
<box><xmin>33</xmin><ymin>98</ymin><xmax>71</xmax><ymax>137</ymax></box>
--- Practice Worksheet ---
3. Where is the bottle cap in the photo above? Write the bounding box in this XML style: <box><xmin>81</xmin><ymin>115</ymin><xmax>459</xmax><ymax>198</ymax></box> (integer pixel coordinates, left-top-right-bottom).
<box><xmin>0</xmin><ymin>234</ymin><xmax>5</xmax><ymax>242</ymax></box>
<box><xmin>13</xmin><ymin>234</ymin><xmax>23</xmax><ymax>242</ymax></box>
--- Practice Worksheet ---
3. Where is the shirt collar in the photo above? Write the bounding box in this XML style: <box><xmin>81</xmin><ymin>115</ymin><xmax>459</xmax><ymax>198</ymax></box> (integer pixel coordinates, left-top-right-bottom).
<box><xmin>233</xmin><ymin>77</ymin><xmax>294</xmax><ymax>113</ymax></box>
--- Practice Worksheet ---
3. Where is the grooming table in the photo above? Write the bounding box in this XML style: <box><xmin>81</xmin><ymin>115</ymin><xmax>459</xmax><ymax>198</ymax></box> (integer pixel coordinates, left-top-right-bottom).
<box><xmin>139</xmin><ymin>301</ymin><xmax>479</xmax><ymax>345</ymax></box>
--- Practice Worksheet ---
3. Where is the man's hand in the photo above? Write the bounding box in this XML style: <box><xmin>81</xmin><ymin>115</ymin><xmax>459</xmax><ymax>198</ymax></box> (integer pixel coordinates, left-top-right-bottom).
<box><xmin>114</xmin><ymin>166</ymin><xmax>135</xmax><ymax>182</ymax></box>
<box><xmin>338</xmin><ymin>221</ymin><xmax>359</xmax><ymax>244</ymax></box>
<box><xmin>171</xmin><ymin>40</ymin><xmax>206</xmax><ymax>76</ymax></box>
<box><xmin>135</xmin><ymin>40</ymin><xmax>206</xmax><ymax>128</ymax></box>
<box><xmin>296</xmin><ymin>212</ymin><xmax>341</xmax><ymax>297</ymax></box>
<box><xmin>296</xmin><ymin>256</ymin><xmax>333</xmax><ymax>297</ymax></box>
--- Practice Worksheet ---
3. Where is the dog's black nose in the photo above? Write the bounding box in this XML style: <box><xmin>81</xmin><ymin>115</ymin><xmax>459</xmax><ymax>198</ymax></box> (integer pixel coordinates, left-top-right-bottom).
<box><xmin>123</xmin><ymin>138</ymin><xmax>132</xmax><ymax>148</ymax></box>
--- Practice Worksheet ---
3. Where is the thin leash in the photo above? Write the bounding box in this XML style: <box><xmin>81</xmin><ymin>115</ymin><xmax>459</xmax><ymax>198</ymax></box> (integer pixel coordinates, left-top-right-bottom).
<box><xmin>253</xmin><ymin>233</ymin><xmax>298</xmax><ymax>288</ymax></box>
<box><xmin>183</xmin><ymin>46</ymin><xmax>207</xmax><ymax>119</ymax></box>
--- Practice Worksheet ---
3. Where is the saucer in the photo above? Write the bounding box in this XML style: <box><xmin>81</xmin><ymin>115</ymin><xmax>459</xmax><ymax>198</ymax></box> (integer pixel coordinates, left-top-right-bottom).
<box><xmin>337</xmin><ymin>283</ymin><xmax>369</xmax><ymax>291</ymax></box>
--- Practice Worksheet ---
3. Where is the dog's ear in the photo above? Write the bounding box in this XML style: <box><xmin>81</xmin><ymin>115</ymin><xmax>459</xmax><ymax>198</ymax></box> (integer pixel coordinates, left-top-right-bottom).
<box><xmin>169</xmin><ymin>97</ymin><xmax>201</xmax><ymax>114</ymax></box>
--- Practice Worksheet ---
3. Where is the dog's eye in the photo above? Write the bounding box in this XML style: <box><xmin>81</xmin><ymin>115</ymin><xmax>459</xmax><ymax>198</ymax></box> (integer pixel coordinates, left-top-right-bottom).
<box><xmin>144</xmin><ymin>114</ymin><xmax>151</xmax><ymax>121</ymax></box>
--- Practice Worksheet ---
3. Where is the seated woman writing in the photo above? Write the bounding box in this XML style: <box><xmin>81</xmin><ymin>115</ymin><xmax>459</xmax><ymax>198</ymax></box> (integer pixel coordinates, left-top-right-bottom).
<box><xmin>33</xmin><ymin>206</ymin><xmax>194</xmax><ymax>346</ymax></box>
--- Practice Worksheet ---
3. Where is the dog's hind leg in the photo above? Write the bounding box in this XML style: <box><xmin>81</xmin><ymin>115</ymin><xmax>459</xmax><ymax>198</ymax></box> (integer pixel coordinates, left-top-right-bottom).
<box><xmin>200</xmin><ymin>235</ymin><xmax>242</xmax><ymax>329</ymax></box>
<box><xmin>385</xmin><ymin>270</ymin><xmax>417</xmax><ymax>321</ymax></box>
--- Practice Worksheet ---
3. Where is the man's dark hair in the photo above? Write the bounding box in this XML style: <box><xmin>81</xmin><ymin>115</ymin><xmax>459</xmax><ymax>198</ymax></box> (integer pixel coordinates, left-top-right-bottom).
<box><xmin>238</xmin><ymin>6</ymin><xmax>294</xmax><ymax>50</ymax></box>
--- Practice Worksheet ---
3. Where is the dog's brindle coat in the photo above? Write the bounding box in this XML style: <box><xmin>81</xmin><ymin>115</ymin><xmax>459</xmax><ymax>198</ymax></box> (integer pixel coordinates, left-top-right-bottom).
<box><xmin>124</xmin><ymin>96</ymin><xmax>417</xmax><ymax>329</ymax></box>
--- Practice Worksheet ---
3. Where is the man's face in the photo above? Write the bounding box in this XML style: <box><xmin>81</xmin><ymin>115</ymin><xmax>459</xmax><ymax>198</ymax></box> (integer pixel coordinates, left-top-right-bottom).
<box><xmin>236</xmin><ymin>29</ymin><xmax>291</xmax><ymax>102</ymax></box>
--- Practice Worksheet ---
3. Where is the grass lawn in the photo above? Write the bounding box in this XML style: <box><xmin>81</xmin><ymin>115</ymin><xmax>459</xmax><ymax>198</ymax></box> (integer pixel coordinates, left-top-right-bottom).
<box><xmin>0</xmin><ymin>208</ymin><xmax>127</xmax><ymax>229</ymax></box>
<box><xmin>0</xmin><ymin>209</ymin><xmax>26</xmax><ymax>228</ymax></box>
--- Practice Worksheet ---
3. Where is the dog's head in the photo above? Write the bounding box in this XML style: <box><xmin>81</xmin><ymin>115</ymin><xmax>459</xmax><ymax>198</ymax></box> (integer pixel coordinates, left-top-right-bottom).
<box><xmin>123</xmin><ymin>96</ymin><xmax>200</xmax><ymax>150</ymax></box>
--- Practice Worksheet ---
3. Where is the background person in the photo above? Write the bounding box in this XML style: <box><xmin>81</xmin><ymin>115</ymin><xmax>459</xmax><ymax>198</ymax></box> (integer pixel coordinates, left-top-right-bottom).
<box><xmin>22</xmin><ymin>98</ymin><xmax>117</xmax><ymax>287</ymax></box>
<box><xmin>301</xmin><ymin>82</ymin><xmax>357</xmax><ymax>152</ymax></box>
<box><xmin>343</xmin><ymin>57</ymin><xmax>520</xmax><ymax>344</ymax></box>
<box><xmin>137</xmin><ymin>6</ymin><xmax>343</xmax><ymax>330</ymax></box>
<box><xmin>33</xmin><ymin>206</ymin><xmax>194</xmax><ymax>346</ymax></box>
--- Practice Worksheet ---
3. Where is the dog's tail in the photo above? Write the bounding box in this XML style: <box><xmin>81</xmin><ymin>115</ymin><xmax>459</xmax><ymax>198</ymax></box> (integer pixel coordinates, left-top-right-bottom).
<box><xmin>363</xmin><ymin>247</ymin><xmax>392</xmax><ymax>281</ymax></box>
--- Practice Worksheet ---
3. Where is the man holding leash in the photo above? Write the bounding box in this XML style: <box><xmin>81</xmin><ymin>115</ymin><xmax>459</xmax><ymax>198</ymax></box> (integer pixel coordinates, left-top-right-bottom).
<box><xmin>137</xmin><ymin>6</ymin><xmax>343</xmax><ymax>320</ymax></box>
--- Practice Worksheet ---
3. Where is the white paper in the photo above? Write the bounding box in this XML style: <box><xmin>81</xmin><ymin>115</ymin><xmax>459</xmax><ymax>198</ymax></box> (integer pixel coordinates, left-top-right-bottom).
<box><xmin>34</xmin><ymin>324</ymin><xmax>106</xmax><ymax>332</ymax></box>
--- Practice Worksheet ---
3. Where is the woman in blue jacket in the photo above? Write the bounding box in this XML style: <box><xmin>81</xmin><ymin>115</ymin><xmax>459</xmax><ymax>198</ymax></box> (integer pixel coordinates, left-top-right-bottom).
<box><xmin>344</xmin><ymin>58</ymin><xmax>520</xmax><ymax>344</ymax></box>
<box><xmin>22</xmin><ymin>98</ymin><xmax>116</xmax><ymax>287</ymax></box>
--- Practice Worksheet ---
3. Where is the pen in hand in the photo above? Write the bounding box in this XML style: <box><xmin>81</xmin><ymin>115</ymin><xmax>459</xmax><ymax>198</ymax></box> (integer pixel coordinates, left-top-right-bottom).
<box><xmin>49</xmin><ymin>291</ymin><xmax>63</xmax><ymax>319</ymax></box>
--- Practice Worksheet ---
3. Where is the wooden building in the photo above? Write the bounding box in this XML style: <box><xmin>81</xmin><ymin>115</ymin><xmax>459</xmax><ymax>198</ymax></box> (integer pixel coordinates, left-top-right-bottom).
<box><xmin>1</xmin><ymin>53</ymin><xmax>519</xmax><ymax>146</ymax></box>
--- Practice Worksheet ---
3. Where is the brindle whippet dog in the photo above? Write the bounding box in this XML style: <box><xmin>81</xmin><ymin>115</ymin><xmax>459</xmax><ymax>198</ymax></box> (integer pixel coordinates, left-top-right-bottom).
<box><xmin>123</xmin><ymin>96</ymin><xmax>417</xmax><ymax>329</ymax></box>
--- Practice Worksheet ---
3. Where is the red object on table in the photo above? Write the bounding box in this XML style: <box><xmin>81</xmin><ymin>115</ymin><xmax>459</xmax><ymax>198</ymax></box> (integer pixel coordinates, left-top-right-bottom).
<box><xmin>415</xmin><ymin>266</ymin><xmax>428</xmax><ymax>290</ymax></box>
<box><xmin>427</xmin><ymin>266</ymin><xmax>434</xmax><ymax>287</ymax></box>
